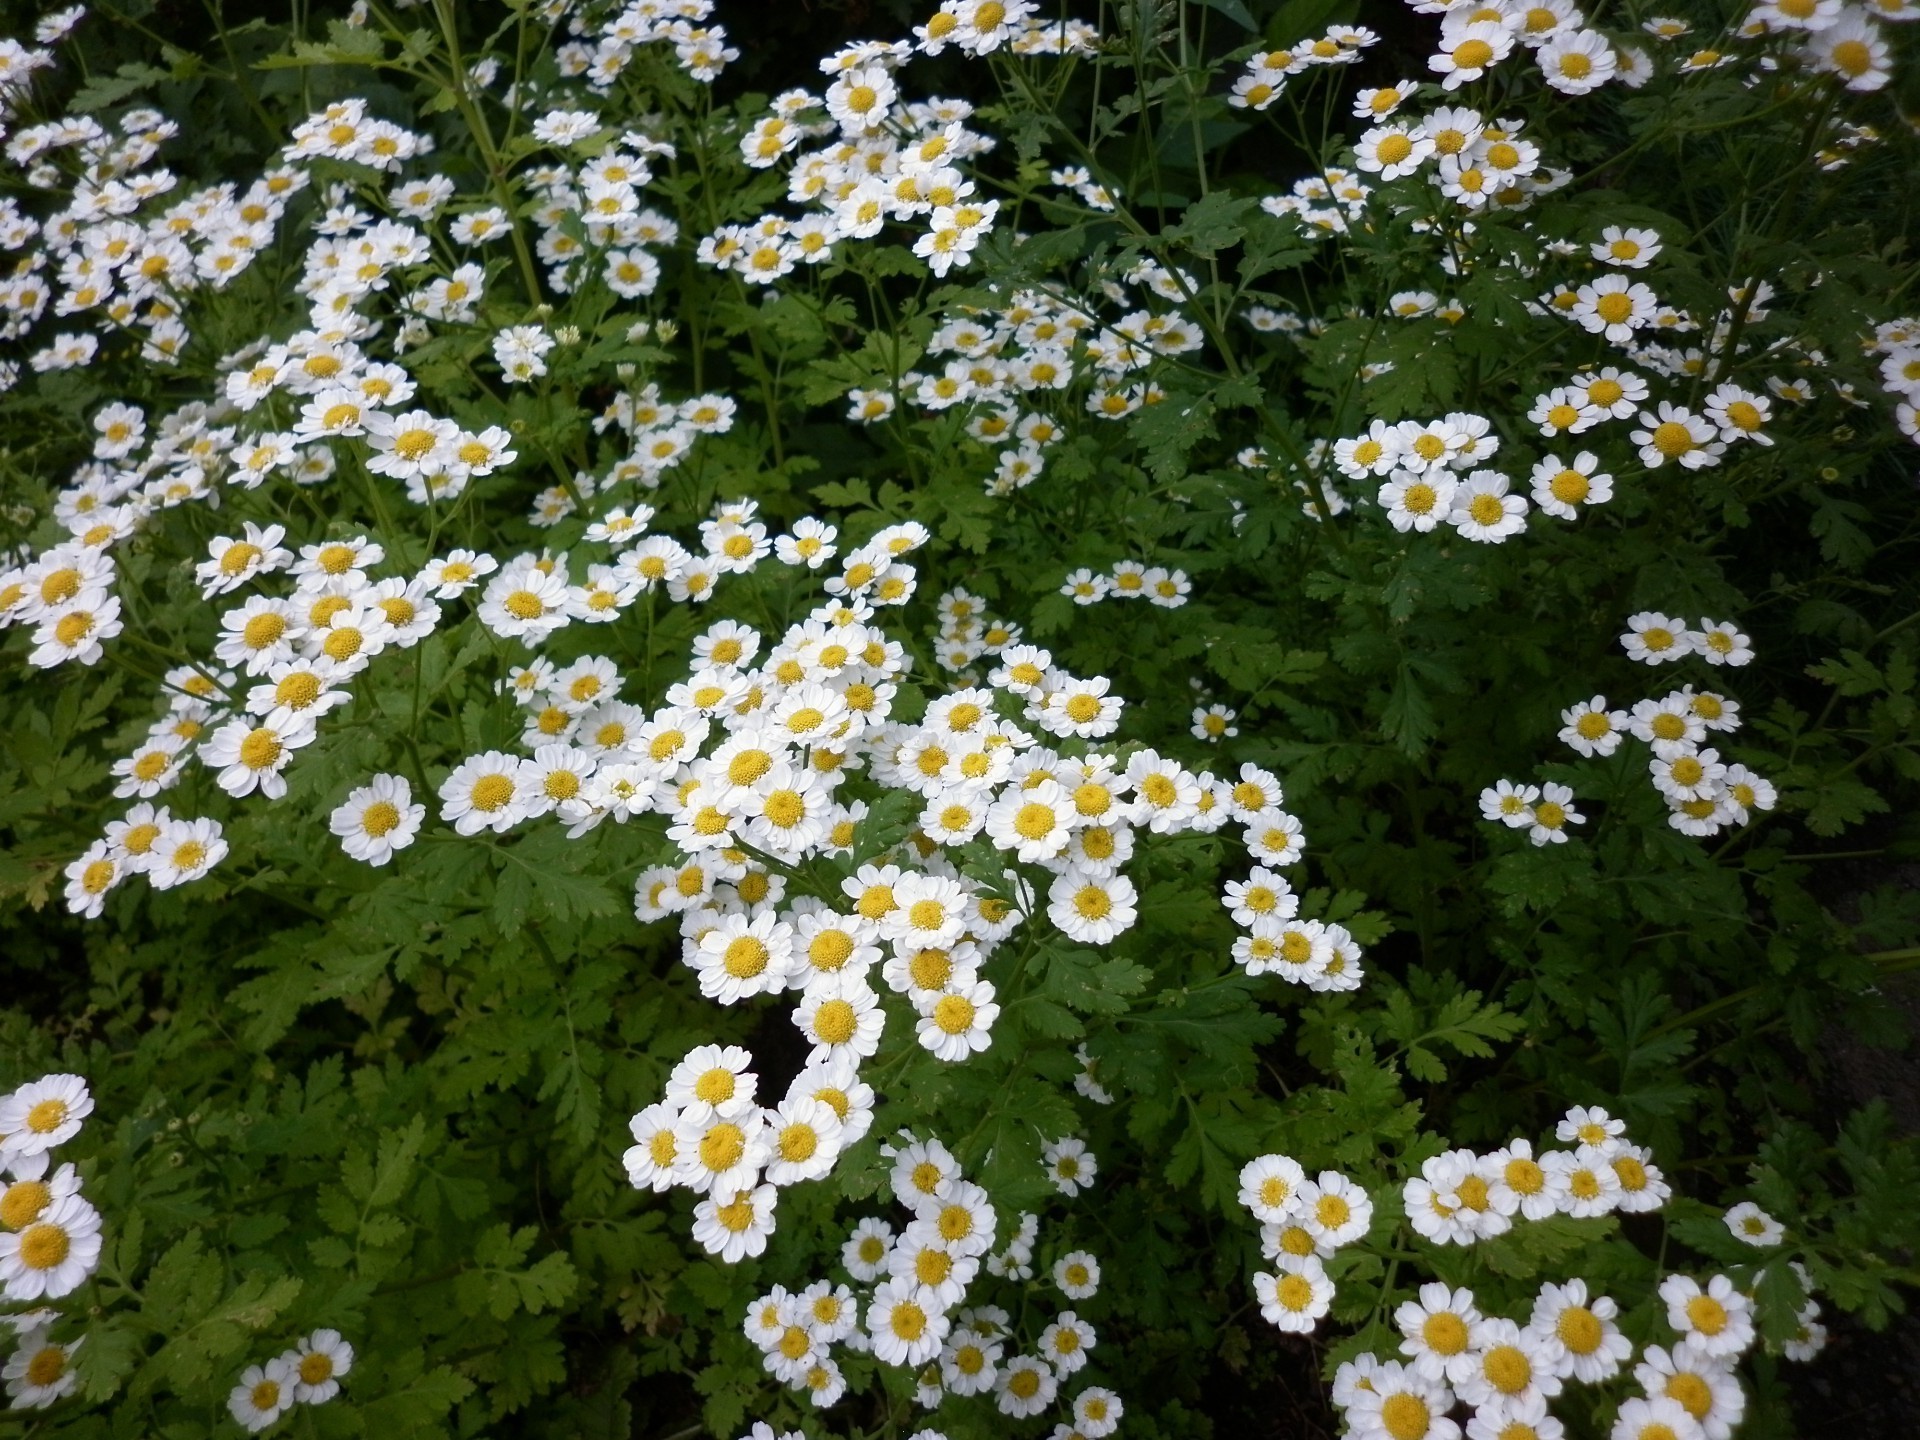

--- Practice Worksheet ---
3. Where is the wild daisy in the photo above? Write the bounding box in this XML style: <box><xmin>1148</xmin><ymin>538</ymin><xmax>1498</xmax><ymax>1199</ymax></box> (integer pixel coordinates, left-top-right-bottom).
<box><xmin>329</xmin><ymin>773</ymin><xmax>425</xmax><ymax>864</ymax></box>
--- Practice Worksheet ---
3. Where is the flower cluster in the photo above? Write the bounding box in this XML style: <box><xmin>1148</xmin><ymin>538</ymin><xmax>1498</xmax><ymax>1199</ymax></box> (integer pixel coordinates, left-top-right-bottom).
<box><xmin>1057</xmin><ymin>561</ymin><xmax>1192</xmax><ymax>609</ymax></box>
<box><xmin>1334</xmin><ymin>1252</ymin><xmax>1826</xmax><ymax>1440</ymax></box>
<box><xmin>1235</xmin><ymin>1155</ymin><xmax>1374</xmax><ymax>1334</ymax></box>
<box><xmin>0</xmin><ymin>1075</ymin><xmax>101</xmax><ymax>1411</ymax></box>
<box><xmin>225</xmin><ymin>1330</ymin><xmax>354</xmax><ymax>1433</ymax></box>
<box><xmin>1481</xmin><ymin>616</ymin><xmax>1775</xmax><ymax>844</ymax></box>
<box><xmin>1405</xmin><ymin>1108</ymin><xmax>1669</xmax><ymax>1244</ymax></box>
<box><xmin>728</xmin><ymin>1133</ymin><xmax>1123</xmax><ymax>1432</ymax></box>
<box><xmin>1226</xmin><ymin>25</ymin><xmax>1383</xmax><ymax>113</ymax></box>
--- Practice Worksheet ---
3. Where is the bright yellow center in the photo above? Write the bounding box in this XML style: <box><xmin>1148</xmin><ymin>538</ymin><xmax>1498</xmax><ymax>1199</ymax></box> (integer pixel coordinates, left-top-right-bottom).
<box><xmin>18</xmin><ymin>1223</ymin><xmax>69</xmax><ymax>1270</ymax></box>
<box><xmin>470</xmin><ymin>774</ymin><xmax>516</xmax><ymax>811</ymax></box>
<box><xmin>1652</xmin><ymin>422</ymin><xmax>1695</xmax><ymax>457</ymax></box>
<box><xmin>723</xmin><ymin>938</ymin><xmax>769</xmax><ymax>978</ymax></box>
<box><xmin>700</xmin><ymin>1122</ymin><xmax>745</xmax><ymax>1172</ymax></box>
<box><xmin>932</xmin><ymin>995</ymin><xmax>976</xmax><ymax>1034</ymax></box>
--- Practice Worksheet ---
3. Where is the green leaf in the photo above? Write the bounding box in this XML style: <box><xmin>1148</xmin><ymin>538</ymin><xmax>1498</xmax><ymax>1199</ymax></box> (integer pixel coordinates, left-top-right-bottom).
<box><xmin>1477</xmin><ymin>1215</ymin><xmax>1617</xmax><ymax>1277</ymax></box>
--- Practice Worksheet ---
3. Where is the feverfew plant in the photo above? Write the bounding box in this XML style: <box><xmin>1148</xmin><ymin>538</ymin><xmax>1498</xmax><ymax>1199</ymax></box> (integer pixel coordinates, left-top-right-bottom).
<box><xmin>1</xmin><ymin>0</ymin><xmax>1918</xmax><ymax>1436</ymax></box>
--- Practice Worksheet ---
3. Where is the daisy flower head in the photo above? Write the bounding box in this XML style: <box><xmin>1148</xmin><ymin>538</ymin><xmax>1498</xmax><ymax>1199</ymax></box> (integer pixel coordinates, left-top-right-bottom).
<box><xmin>1345</xmin><ymin>1361</ymin><xmax>1462</xmax><ymax>1440</ymax></box>
<box><xmin>197</xmin><ymin>523</ymin><xmax>293</xmax><ymax>598</ymax></box>
<box><xmin>995</xmin><ymin>1353</ymin><xmax>1057</xmax><ymax>1417</ymax></box>
<box><xmin>1622</xmin><ymin>612</ymin><xmax>1694</xmax><ymax>664</ymax></box>
<box><xmin>1254</xmin><ymin>1254</ymin><xmax>1334</xmax><ymax>1333</ymax></box>
<box><xmin>1039</xmin><ymin>1311</ymin><xmax>1096</xmax><ymax>1375</ymax></box>
<box><xmin>63</xmin><ymin>842</ymin><xmax>121</xmax><ymax>919</ymax></box>
<box><xmin>147</xmin><ymin>816</ymin><xmax>228</xmax><ymax>890</ymax></box>
<box><xmin>1571</xmin><ymin>274</ymin><xmax>1658</xmax><ymax>343</ymax></box>
<box><xmin>1355</xmin><ymin>123</ymin><xmax>1435</xmax><ymax>180</ymax></box>
<box><xmin>1297</xmin><ymin>1170</ymin><xmax>1373</xmax><ymax>1250</ymax></box>
<box><xmin>1530</xmin><ymin>1278</ymin><xmax>1632</xmax><ymax>1383</ymax></box>
<box><xmin>1046</xmin><ymin>868</ymin><xmax>1138</xmax><ymax>944</ymax></box>
<box><xmin>1397</xmin><ymin>1283</ymin><xmax>1483</xmax><ymax>1383</ymax></box>
<box><xmin>1723</xmin><ymin>1200</ymin><xmax>1784</xmax><ymax>1247</ymax></box>
<box><xmin>1188</xmin><ymin>702</ymin><xmax>1239</xmax><ymax>742</ymax></box>
<box><xmin>1528</xmin><ymin>386</ymin><xmax>1603</xmax><ymax>438</ymax></box>
<box><xmin>1529</xmin><ymin>451</ymin><xmax>1613</xmax><ymax>519</ymax></box>
<box><xmin>1379</xmin><ymin>470</ymin><xmax>1457</xmax><ymax>532</ymax></box>
<box><xmin>1633</xmin><ymin>1341</ymin><xmax>1745</xmax><ymax>1439</ymax></box>
<box><xmin>439</xmin><ymin>750</ymin><xmax>531</xmax><ymax>835</ymax></box>
<box><xmin>692</xmin><ymin>1183</ymin><xmax>779</xmax><ymax>1264</ymax></box>
<box><xmin>1703</xmin><ymin>384</ymin><xmax>1772</xmax><ymax>445</ymax></box>
<box><xmin>1803</xmin><ymin>11</ymin><xmax>1890</xmax><ymax>90</ymax></box>
<box><xmin>3</xmin><ymin>1327</ymin><xmax>80</xmax><ymax>1409</ymax></box>
<box><xmin>794</xmin><ymin>974</ymin><xmax>885</xmax><ymax>1062</ymax></box>
<box><xmin>1612</xmin><ymin>1396</ymin><xmax>1709</xmax><ymax>1440</ymax></box>
<box><xmin>329</xmin><ymin>773</ymin><xmax>425</xmax><ymax>864</ymax></box>
<box><xmin>0</xmin><ymin>1075</ymin><xmax>93</xmax><ymax>1161</ymax></box>
<box><xmin>0</xmin><ymin>1191</ymin><xmax>103</xmax><ymax>1300</ymax></box>
<box><xmin>915</xmin><ymin>978</ymin><xmax>1000</xmax><ymax>1061</ymax></box>
<box><xmin>1054</xmin><ymin>1249</ymin><xmax>1102</xmax><ymax>1300</ymax></box>
<box><xmin>764</xmin><ymin>1095</ymin><xmax>846</xmax><ymax>1186</ymax></box>
<box><xmin>1453</xmin><ymin>1316</ymin><xmax>1561</xmax><ymax>1408</ymax></box>
<box><xmin>1479</xmin><ymin>779</ymin><xmax>1539</xmax><ymax>828</ymax></box>
<box><xmin>1042</xmin><ymin>1136</ymin><xmax>1098</xmax><ymax>1196</ymax></box>
<box><xmin>1539</xmin><ymin>28</ymin><xmax>1617</xmax><ymax>91</ymax></box>
<box><xmin>1485</xmin><ymin>1140</ymin><xmax>1565</xmax><ymax>1221</ymax></box>
<box><xmin>1658</xmin><ymin>1274</ymin><xmax>1756</xmax><ymax>1358</ymax></box>
<box><xmin>1041</xmin><ymin>673</ymin><xmax>1123</xmax><ymax>738</ymax></box>
<box><xmin>228</xmin><ymin>1356</ymin><xmax>297</xmax><ymax>1433</ymax></box>
<box><xmin>1547</xmin><ymin>1145</ymin><xmax>1623</xmax><ymax>1218</ymax></box>
<box><xmin>867</xmin><ymin>1277</ymin><xmax>950</xmax><ymax>1366</ymax></box>
<box><xmin>1632</xmin><ymin>403</ymin><xmax>1724</xmax><ymax>469</ymax></box>
<box><xmin>692</xmin><ymin>911</ymin><xmax>798</xmax><ymax>1004</ymax></box>
<box><xmin>843</xmin><ymin>1217</ymin><xmax>895</xmax><ymax>1282</ymax></box>
<box><xmin>1690</xmin><ymin>618</ymin><xmax>1753</xmax><ymax>666</ymax></box>
<box><xmin>1718</xmin><ymin>764</ymin><xmax>1776</xmax><ymax>824</ymax></box>
<box><xmin>673</xmin><ymin>1107</ymin><xmax>772</xmax><ymax>1196</ymax></box>
<box><xmin>1559</xmin><ymin>696</ymin><xmax>1628</xmax><ymax>757</ymax></box>
<box><xmin>1432</xmin><ymin>21</ymin><xmax>1515</xmax><ymax>87</ymax></box>
<box><xmin>287</xmin><ymin>1329</ymin><xmax>354</xmax><ymax>1403</ymax></box>
<box><xmin>1449</xmin><ymin>470</ymin><xmax>1528</xmax><ymax>542</ymax></box>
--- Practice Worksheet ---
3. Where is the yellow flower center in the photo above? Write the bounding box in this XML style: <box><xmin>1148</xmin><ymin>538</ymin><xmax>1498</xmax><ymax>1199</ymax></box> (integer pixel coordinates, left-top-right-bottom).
<box><xmin>723</xmin><ymin>937</ymin><xmax>769</xmax><ymax>978</ymax></box>
<box><xmin>932</xmin><ymin>995</ymin><xmax>976</xmax><ymax>1034</ymax></box>
<box><xmin>18</xmin><ymin>1223</ymin><xmax>69</xmax><ymax>1270</ymax></box>
<box><xmin>470</xmin><ymin>774</ymin><xmax>517</xmax><ymax>811</ymax></box>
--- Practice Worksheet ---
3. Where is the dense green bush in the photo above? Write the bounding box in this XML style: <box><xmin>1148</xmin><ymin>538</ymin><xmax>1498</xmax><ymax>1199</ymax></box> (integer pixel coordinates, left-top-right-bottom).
<box><xmin>2</xmin><ymin>0</ymin><xmax>1918</xmax><ymax>1437</ymax></box>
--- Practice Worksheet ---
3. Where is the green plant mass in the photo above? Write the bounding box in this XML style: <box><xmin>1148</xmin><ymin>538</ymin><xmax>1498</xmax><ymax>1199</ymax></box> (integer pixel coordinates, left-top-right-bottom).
<box><xmin>1</xmin><ymin>0</ymin><xmax>1918</xmax><ymax>1436</ymax></box>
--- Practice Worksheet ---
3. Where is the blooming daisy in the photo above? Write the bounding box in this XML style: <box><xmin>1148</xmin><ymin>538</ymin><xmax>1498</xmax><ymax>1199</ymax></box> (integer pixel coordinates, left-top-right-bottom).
<box><xmin>329</xmin><ymin>773</ymin><xmax>425</xmax><ymax>864</ymax></box>
<box><xmin>228</xmin><ymin>1357</ymin><xmax>297</xmax><ymax>1433</ymax></box>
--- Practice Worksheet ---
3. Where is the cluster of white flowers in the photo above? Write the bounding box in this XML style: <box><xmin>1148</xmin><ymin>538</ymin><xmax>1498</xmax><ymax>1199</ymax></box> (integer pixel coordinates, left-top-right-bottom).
<box><xmin>1481</xmin><ymin>616</ymin><xmax>1775</xmax><ymax>844</ymax></box>
<box><xmin>0</xmin><ymin>13</ymin><xmax>295</xmax><ymax>386</ymax></box>
<box><xmin>590</xmin><ymin>538</ymin><xmax>1354</xmax><ymax>1265</ymax></box>
<box><xmin>1057</xmin><ymin>560</ymin><xmax>1193</xmax><ymax>608</ymax></box>
<box><xmin>1333</xmin><ymin>1253</ymin><xmax>1825</xmax><ymax>1440</ymax></box>
<box><xmin>225</xmin><ymin>1330</ymin><xmax>354</xmax><ymax>1433</ymax></box>
<box><xmin>1219</xmin><ymin>775</ymin><xmax>1365</xmax><ymax>991</ymax></box>
<box><xmin>1406</xmin><ymin>1107</ymin><xmax>1668</xmax><ymax>1244</ymax></box>
<box><xmin>1868</xmin><ymin>315</ymin><xmax>1920</xmax><ymax>444</ymax></box>
<box><xmin>1234</xmin><ymin>1155</ymin><xmax>1374</xmax><ymax>1334</ymax></box>
<box><xmin>1226</xmin><ymin>25</ymin><xmax>1384</xmax><ymax>115</ymax></box>
<box><xmin>693</xmin><ymin>1</ymin><xmax>1095</xmax><ymax>294</ymax></box>
<box><xmin>0</xmin><ymin>1075</ymin><xmax>100</xmax><ymax>1411</ymax></box>
<box><xmin>725</xmin><ymin>1134</ymin><xmax>1119</xmax><ymax>1433</ymax></box>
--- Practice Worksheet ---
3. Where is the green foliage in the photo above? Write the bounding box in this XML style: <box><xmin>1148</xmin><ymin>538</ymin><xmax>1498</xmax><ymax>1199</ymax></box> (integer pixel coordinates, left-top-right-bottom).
<box><xmin>2</xmin><ymin>0</ymin><xmax>1919</xmax><ymax>1435</ymax></box>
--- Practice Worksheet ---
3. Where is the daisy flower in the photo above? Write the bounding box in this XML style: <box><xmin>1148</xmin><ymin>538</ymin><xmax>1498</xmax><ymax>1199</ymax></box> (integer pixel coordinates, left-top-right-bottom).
<box><xmin>329</xmin><ymin>773</ymin><xmax>425</xmax><ymax>864</ymax></box>
<box><xmin>1621</xmin><ymin>612</ymin><xmax>1693</xmax><ymax>664</ymax></box>
<box><xmin>1042</xmin><ymin>1137</ymin><xmax>1098</xmax><ymax>1196</ymax></box>
<box><xmin>228</xmin><ymin>1357</ymin><xmax>296</xmax><ymax>1433</ymax></box>
<box><xmin>1560</xmin><ymin>696</ymin><xmax>1628</xmax><ymax>756</ymax></box>
<box><xmin>1529</xmin><ymin>451</ymin><xmax>1613</xmax><ymax>519</ymax></box>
